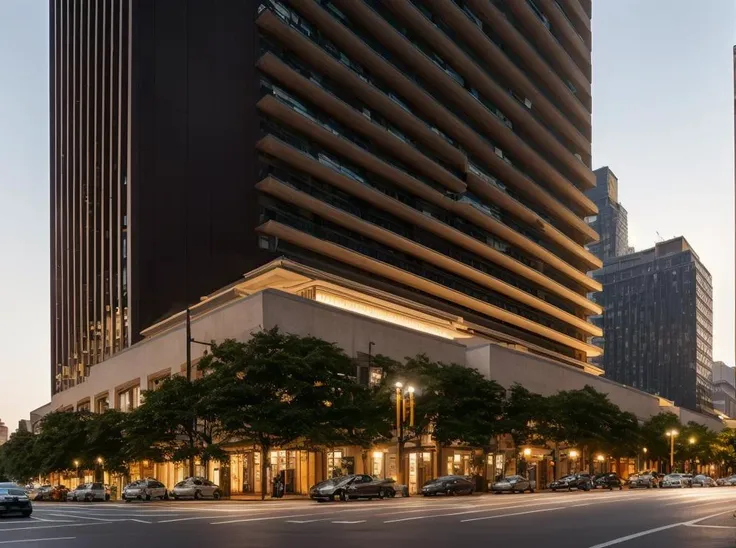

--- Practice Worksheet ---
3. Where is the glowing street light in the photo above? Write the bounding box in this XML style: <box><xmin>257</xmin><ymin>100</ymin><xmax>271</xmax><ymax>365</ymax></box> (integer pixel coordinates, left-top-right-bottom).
<box><xmin>597</xmin><ymin>454</ymin><xmax>605</xmax><ymax>462</ymax></box>
<box><xmin>666</xmin><ymin>429</ymin><xmax>679</xmax><ymax>471</ymax></box>
<box><xmin>523</xmin><ymin>448</ymin><xmax>532</xmax><ymax>457</ymax></box>
<box><xmin>569</xmin><ymin>450</ymin><xmax>579</xmax><ymax>474</ymax></box>
<box><xmin>689</xmin><ymin>437</ymin><xmax>696</xmax><ymax>445</ymax></box>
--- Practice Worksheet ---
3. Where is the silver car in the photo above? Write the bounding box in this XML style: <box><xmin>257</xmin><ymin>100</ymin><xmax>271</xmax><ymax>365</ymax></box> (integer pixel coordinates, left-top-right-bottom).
<box><xmin>123</xmin><ymin>479</ymin><xmax>168</xmax><ymax>502</ymax></box>
<box><xmin>490</xmin><ymin>475</ymin><xmax>535</xmax><ymax>494</ymax></box>
<box><xmin>171</xmin><ymin>477</ymin><xmax>222</xmax><ymax>500</ymax></box>
<box><xmin>662</xmin><ymin>474</ymin><xmax>687</xmax><ymax>488</ymax></box>
<box><xmin>66</xmin><ymin>482</ymin><xmax>108</xmax><ymax>502</ymax></box>
<box><xmin>692</xmin><ymin>475</ymin><xmax>716</xmax><ymax>487</ymax></box>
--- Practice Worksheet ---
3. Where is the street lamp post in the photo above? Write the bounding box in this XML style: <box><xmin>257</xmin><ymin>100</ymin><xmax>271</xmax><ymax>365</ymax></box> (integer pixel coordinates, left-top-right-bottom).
<box><xmin>688</xmin><ymin>437</ymin><xmax>696</xmax><ymax>473</ymax></box>
<box><xmin>74</xmin><ymin>460</ymin><xmax>80</xmax><ymax>484</ymax></box>
<box><xmin>395</xmin><ymin>382</ymin><xmax>403</xmax><ymax>484</ymax></box>
<box><xmin>666</xmin><ymin>430</ymin><xmax>679</xmax><ymax>472</ymax></box>
<box><xmin>597</xmin><ymin>454</ymin><xmax>605</xmax><ymax>473</ymax></box>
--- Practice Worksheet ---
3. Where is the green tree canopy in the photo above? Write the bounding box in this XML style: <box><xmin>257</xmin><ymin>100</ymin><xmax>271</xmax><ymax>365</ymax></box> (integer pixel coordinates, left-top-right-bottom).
<box><xmin>127</xmin><ymin>375</ymin><xmax>226</xmax><ymax>476</ymax></box>
<box><xmin>33</xmin><ymin>411</ymin><xmax>91</xmax><ymax>475</ymax></box>
<box><xmin>199</xmin><ymin>328</ymin><xmax>368</xmax><ymax>499</ymax></box>
<box><xmin>639</xmin><ymin>412</ymin><xmax>682</xmax><ymax>462</ymax></box>
<box><xmin>0</xmin><ymin>428</ymin><xmax>40</xmax><ymax>484</ymax></box>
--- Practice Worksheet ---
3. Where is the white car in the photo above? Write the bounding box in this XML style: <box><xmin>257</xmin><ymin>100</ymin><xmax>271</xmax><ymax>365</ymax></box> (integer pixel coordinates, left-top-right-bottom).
<box><xmin>171</xmin><ymin>477</ymin><xmax>222</xmax><ymax>500</ymax></box>
<box><xmin>66</xmin><ymin>482</ymin><xmax>108</xmax><ymax>502</ymax></box>
<box><xmin>123</xmin><ymin>479</ymin><xmax>168</xmax><ymax>502</ymax></box>
<box><xmin>661</xmin><ymin>474</ymin><xmax>687</xmax><ymax>488</ymax></box>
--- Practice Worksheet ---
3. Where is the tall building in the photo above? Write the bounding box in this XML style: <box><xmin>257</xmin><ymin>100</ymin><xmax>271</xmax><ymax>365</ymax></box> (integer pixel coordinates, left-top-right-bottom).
<box><xmin>50</xmin><ymin>0</ymin><xmax>601</xmax><ymax>394</ymax></box>
<box><xmin>0</xmin><ymin>420</ymin><xmax>8</xmax><ymax>446</ymax></box>
<box><xmin>587</xmin><ymin>167</ymin><xmax>631</xmax><ymax>261</ymax></box>
<box><xmin>593</xmin><ymin>237</ymin><xmax>714</xmax><ymax>412</ymax></box>
<box><xmin>585</xmin><ymin>166</ymin><xmax>632</xmax><ymax>368</ymax></box>
<box><xmin>712</xmin><ymin>361</ymin><xmax>736</xmax><ymax>418</ymax></box>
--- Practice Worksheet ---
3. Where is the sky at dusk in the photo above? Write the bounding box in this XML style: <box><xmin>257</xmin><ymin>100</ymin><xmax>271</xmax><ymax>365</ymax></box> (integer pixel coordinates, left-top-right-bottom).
<box><xmin>0</xmin><ymin>1</ymin><xmax>734</xmax><ymax>431</ymax></box>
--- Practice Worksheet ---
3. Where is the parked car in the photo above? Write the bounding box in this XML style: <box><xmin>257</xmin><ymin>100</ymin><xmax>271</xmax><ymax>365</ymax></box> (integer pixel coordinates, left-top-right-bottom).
<box><xmin>123</xmin><ymin>479</ymin><xmax>168</xmax><ymax>502</ymax></box>
<box><xmin>309</xmin><ymin>474</ymin><xmax>395</xmax><ymax>502</ymax></box>
<box><xmin>550</xmin><ymin>473</ymin><xmax>592</xmax><ymax>492</ymax></box>
<box><xmin>0</xmin><ymin>484</ymin><xmax>32</xmax><ymax>517</ymax></box>
<box><xmin>716</xmin><ymin>475</ymin><xmax>736</xmax><ymax>486</ymax></box>
<box><xmin>423</xmin><ymin>475</ymin><xmax>476</xmax><ymax>496</ymax></box>
<box><xmin>692</xmin><ymin>475</ymin><xmax>716</xmax><ymax>487</ymax></box>
<box><xmin>171</xmin><ymin>477</ymin><xmax>222</xmax><ymax>500</ymax></box>
<box><xmin>30</xmin><ymin>485</ymin><xmax>69</xmax><ymax>501</ymax></box>
<box><xmin>490</xmin><ymin>475</ymin><xmax>534</xmax><ymax>494</ymax></box>
<box><xmin>630</xmin><ymin>473</ymin><xmax>658</xmax><ymax>489</ymax></box>
<box><xmin>682</xmin><ymin>474</ymin><xmax>694</xmax><ymax>487</ymax></box>
<box><xmin>66</xmin><ymin>482</ymin><xmax>109</xmax><ymax>502</ymax></box>
<box><xmin>662</xmin><ymin>474</ymin><xmax>690</xmax><ymax>488</ymax></box>
<box><xmin>593</xmin><ymin>473</ymin><xmax>623</xmax><ymax>490</ymax></box>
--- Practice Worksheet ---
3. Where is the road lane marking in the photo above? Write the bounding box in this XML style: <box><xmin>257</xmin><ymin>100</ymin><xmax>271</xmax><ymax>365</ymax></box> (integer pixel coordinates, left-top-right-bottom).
<box><xmin>0</xmin><ymin>522</ymin><xmax>110</xmax><ymax>533</ymax></box>
<box><xmin>128</xmin><ymin>519</ymin><xmax>152</xmax><ymax>524</ymax></box>
<box><xmin>461</xmin><ymin>506</ymin><xmax>567</xmax><ymax>522</ymax></box>
<box><xmin>664</xmin><ymin>497</ymin><xmax>736</xmax><ymax>507</ymax></box>
<box><xmin>686</xmin><ymin>524</ymin><xmax>736</xmax><ymax>529</ymax></box>
<box><xmin>46</xmin><ymin>514</ymin><xmax>120</xmax><ymax>522</ymax></box>
<box><xmin>0</xmin><ymin>537</ymin><xmax>76</xmax><ymax>545</ymax></box>
<box><xmin>29</xmin><ymin>517</ymin><xmax>73</xmax><ymax>523</ymax></box>
<box><xmin>158</xmin><ymin>515</ymin><xmax>244</xmax><ymax>523</ymax></box>
<box><xmin>285</xmin><ymin>519</ymin><xmax>330</xmax><ymax>524</ymax></box>
<box><xmin>211</xmin><ymin>514</ymin><xmax>314</xmax><ymax>525</ymax></box>
<box><xmin>383</xmin><ymin>500</ymin><xmax>564</xmax><ymax>523</ymax></box>
<box><xmin>587</xmin><ymin>510</ymin><xmax>734</xmax><ymax>547</ymax></box>
<box><xmin>332</xmin><ymin>520</ymin><xmax>366</xmax><ymax>524</ymax></box>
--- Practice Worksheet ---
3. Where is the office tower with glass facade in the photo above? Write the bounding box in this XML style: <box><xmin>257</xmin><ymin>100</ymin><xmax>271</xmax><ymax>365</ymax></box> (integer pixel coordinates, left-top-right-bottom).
<box><xmin>50</xmin><ymin>0</ymin><xmax>601</xmax><ymax>393</ymax></box>
<box><xmin>594</xmin><ymin>237</ymin><xmax>714</xmax><ymax>412</ymax></box>
<box><xmin>587</xmin><ymin>167</ymin><xmax>632</xmax><ymax>262</ymax></box>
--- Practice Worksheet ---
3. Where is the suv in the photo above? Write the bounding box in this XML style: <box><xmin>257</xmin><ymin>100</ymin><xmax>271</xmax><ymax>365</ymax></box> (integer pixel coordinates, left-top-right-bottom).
<box><xmin>67</xmin><ymin>482</ymin><xmax>109</xmax><ymax>502</ymax></box>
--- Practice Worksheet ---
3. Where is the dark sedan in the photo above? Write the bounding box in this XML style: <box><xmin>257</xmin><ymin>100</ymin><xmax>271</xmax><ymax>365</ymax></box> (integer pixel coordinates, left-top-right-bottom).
<box><xmin>309</xmin><ymin>475</ymin><xmax>394</xmax><ymax>502</ymax></box>
<box><xmin>422</xmin><ymin>475</ymin><xmax>475</xmax><ymax>496</ymax></box>
<box><xmin>594</xmin><ymin>473</ymin><xmax>623</xmax><ymax>490</ymax></box>
<box><xmin>550</xmin><ymin>474</ymin><xmax>592</xmax><ymax>492</ymax></box>
<box><xmin>0</xmin><ymin>485</ymin><xmax>32</xmax><ymax>517</ymax></box>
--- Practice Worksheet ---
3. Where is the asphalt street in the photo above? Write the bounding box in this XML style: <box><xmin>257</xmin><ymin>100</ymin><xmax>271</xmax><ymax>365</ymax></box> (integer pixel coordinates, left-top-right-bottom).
<box><xmin>2</xmin><ymin>488</ymin><xmax>736</xmax><ymax>547</ymax></box>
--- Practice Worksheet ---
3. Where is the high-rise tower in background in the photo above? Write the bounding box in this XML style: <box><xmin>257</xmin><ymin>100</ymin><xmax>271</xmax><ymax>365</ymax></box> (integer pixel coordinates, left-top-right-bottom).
<box><xmin>0</xmin><ymin>420</ymin><xmax>8</xmax><ymax>446</ymax></box>
<box><xmin>585</xmin><ymin>166</ymin><xmax>632</xmax><ymax>368</ymax></box>
<box><xmin>593</xmin><ymin>237</ymin><xmax>714</xmax><ymax>412</ymax></box>
<box><xmin>587</xmin><ymin>167</ymin><xmax>632</xmax><ymax>261</ymax></box>
<box><xmin>50</xmin><ymin>0</ymin><xmax>600</xmax><ymax>394</ymax></box>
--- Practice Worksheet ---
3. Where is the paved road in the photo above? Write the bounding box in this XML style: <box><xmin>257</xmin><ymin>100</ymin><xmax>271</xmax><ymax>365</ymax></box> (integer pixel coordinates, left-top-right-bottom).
<box><xmin>2</xmin><ymin>488</ymin><xmax>736</xmax><ymax>547</ymax></box>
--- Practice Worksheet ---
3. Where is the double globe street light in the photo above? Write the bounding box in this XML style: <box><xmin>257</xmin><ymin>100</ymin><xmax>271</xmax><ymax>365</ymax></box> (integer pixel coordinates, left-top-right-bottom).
<box><xmin>394</xmin><ymin>382</ymin><xmax>416</xmax><ymax>485</ymax></box>
<box><xmin>666</xmin><ymin>429</ymin><xmax>679</xmax><ymax>471</ymax></box>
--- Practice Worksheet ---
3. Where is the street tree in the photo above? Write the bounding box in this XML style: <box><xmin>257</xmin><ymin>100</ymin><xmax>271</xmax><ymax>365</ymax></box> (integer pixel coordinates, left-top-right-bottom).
<box><xmin>33</xmin><ymin>411</ymin><xmax>91</xmax><ymax>475</ymax></box>
<box><xmin>127</xmin><ymin>375</ymin><xmax>227</xmax><ymax>477</ymax></box>
<box><xmin>0</xmin><ymin>428</ymin><xmax>40</xmax><ymax>483</ymax></box>
<box><xmin>199</xmin><ymin>328</ymin><xmax>365</xmax><ymax>499</ymax></box>
<box><xmin>639</xmin><ymin>412</ymin><xmax>682</xmax><ymax>471</ymax></box>
<box><xmin>85</xmin><ymin>410</ymin><xmax>130</xmax><ymax>475</ymax></box>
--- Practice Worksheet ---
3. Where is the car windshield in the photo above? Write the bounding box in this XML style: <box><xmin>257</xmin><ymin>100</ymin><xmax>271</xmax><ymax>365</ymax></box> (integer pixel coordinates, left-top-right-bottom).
<box><xmin>559</xmin><ymin>476</ymin><xmax>575</xmax><ymax>481</ymax></box>
<box><xmin>75</xmin><ymin>485</ymin><xmax>88</xmax><ymax>491</ymax></box>
<box><xmin>0</xmin><ymin>489</ymin><xmax>26</xmax><ymax>496</ymax></box>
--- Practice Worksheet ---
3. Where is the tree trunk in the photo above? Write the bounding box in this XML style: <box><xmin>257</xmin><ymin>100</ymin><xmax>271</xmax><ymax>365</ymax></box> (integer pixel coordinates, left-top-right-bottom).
<box><xmin>261</xmin><ymin>443</ymin><xmax>270</xmax><ymax>501</ymax></box>
<box><xmin>361</xmin><ymin>448</ymin><xmax>369</xmax><ymax>475</ymax></box>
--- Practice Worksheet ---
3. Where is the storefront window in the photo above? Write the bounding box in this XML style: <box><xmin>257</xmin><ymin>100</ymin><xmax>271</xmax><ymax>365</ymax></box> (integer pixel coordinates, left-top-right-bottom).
<box><xmin>327</xmin><ymin>451</ymin><xmax>343</xmax><ymax>478</ymax></box>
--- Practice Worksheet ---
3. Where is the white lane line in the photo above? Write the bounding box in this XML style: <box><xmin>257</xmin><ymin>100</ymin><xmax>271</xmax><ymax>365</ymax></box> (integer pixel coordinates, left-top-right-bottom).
<box><xmin>332</xmin><ymin>520</ymin><xmax>366</xmax><ymax>524</ymax></box>
<box><xmin>29</xmin><ymin>517</ymin><xmax>73</xmax><ymax>523</ymax></box>
<box><xmin>686</xmin><ymin>524</ymin><xmax>736</xmax><ymax>529</ymax></box>
<box><xmin>383</xmin><ymin>500</ymin><xmax>562</xmax><ymax>523</ymax></box>
<box><xmin>285</xmin><ymin>519</ymin><xmax>330</xmax><ymax>524</ymax></box>
<box><xmin>0</xmin><ymin>522</ymin><xmax>110</xmax><ymax>533</ymax></box>
<box><xmin>211</xmin><ymin>514</ymin><xmax>314</xmax><ymax>525</ymax></box>
<box><xmin>128</xmin><ymin>519</ymin><xmax>152</xmax><ymax>524</ymax></box>
<box><xmin>461</xmin><ymin>506</ymin><xmax>567</xmax><ymax>522</ymax></box>
<box><xmin>664</xmin><ymin>497</ymin><xmax>736</xmax><ymax>507</ymax></box>
<box><xmin>46</xmin><ymin>514</ymin><xmax>120</xmax><ymax>522</ymax></box>
<box><xmin>0</xmin><ymin>537</ymin><xmax>76</xmax><ymax>545</ymax></box>
<box><xmin>587</xmin><ymin>510</ymin><xmax>734</xmax><ymax>547</ymax></box>
<box><xmin>158</xmin><ymin>515</ymin><xmax>244</xmax><ymax>524</ymax></box>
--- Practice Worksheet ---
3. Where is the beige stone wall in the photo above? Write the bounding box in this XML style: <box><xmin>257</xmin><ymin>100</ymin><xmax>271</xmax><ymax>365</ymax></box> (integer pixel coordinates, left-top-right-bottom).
<box><xmin>49</xmin><ymin>289</ymin><xmax>465</xmax><ymax>413</ymax></box>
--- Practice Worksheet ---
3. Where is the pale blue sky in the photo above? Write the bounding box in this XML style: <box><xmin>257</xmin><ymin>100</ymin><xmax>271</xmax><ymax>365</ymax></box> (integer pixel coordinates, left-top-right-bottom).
<box><xmin>0</xmin><ymin>1</ymin><xmax>734</xmax><ymax>430</ymax></box>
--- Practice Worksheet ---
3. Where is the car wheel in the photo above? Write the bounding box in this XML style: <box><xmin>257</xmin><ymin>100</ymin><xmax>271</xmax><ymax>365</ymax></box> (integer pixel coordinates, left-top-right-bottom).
<box><xmin>145</xmin><ymin>493</ymin><xmax>151</xmax><ymax>501</ymax></box>
<box><xmin>567</xmin><ymin>486</ymin><xmax>572</xmax><ymax>491</ymax></box>
<box><xmin>338</xmin><ymin>490</ymin><xmax>348</xmax><ymax>502</ymax></box>
<box><xmin>85</xmin><ymin>494</ymin><xmax>93</xmax><ymax>503</ymax></box>
<box><xmin>213</xmin><ymin>491</ymin><xmax>221</xmax><ymax>500</ymax></box>
<box><xmin>21</xmin><ymin>511</ymin><xmax>32</xmax><ymax>518</ymax></box>
<box><xmin>194</xmin><ymin>490</ymin><xmax>201</xmax><ymax>500</ymax></box>
<box><xmin>378</xmin><ymin>489</ymin><xmax>384</xmax><ymax>500</ymax></box>
<box><xmin>551</xmin><ymin>488</ymin><xmax>556</xmax><ymax>492</ymax></box>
